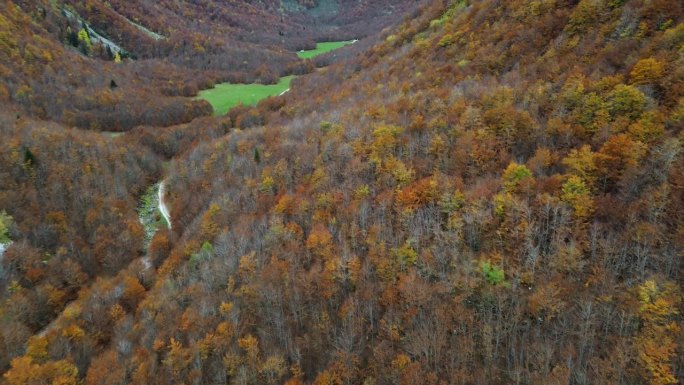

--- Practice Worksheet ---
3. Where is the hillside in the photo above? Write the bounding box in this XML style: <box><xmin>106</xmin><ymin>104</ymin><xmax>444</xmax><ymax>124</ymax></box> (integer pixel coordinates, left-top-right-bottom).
<box><xmin>1</xmin><ymin>1</ymin><xmax>683</xmax><ymax>385</ymax></box>
<box><xmin>0</xmin><ymin>0</ymin><xmax>424</xmax><ymax>130</ymax></box>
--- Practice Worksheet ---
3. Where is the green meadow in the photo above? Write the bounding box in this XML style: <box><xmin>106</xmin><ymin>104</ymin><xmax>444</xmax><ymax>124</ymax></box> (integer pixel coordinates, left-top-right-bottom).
<box><xmin>197</xmin><ymin>40</ymin><xmax>355</xmax><ymax>116</ymax></box>
<box><xmin>198</xmin><ymin>76</ymin><xmax>294</xmax><ymax>116</ymax></box>
<box><xmin>297</xmin><ymin>40</ymin><xmax>356</xmax><ymax>59</ymax></box>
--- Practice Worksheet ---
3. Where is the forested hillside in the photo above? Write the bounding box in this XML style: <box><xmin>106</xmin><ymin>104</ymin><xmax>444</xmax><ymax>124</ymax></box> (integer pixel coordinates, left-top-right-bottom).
<box><xmin>1</xmin><ymin>0</ymin><xmax>683</xmax><ymax>385</ymax></box>
<box><xmin>0</xmin><ymin>0</ymin><xmax>423</xmax><ymax>130</ymax></box>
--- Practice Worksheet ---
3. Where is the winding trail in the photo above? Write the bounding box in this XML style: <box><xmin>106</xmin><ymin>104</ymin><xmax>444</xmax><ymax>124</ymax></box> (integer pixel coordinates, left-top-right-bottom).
<box><xmin>62</xmin><ymin>8</ymin><xmax>124</xmax><ymax>54</ymax></box>
<box><xmin>125</xmin><ymin>18</ymin><xmax>166</xmax><ymax>40</ymax></box>
<box><xmin>0</xmin><ymin>242</ymin><xmax>10</xmax><ymax>270</ymax></box>
<box><xmin>158</xmin><ymin>181</ymin><xmax>172</xmax><ymax>229</ymax></box>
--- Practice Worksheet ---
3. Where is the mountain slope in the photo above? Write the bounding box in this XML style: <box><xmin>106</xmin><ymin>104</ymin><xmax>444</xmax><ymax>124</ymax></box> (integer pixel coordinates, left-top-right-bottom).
<box><xmin>1</xmin><ymin>1</ymin><xmax>683</xmax><ymax>385</ymax></box>
<box><xmin>153</xmin><ymin>1</ymin><xmax>683</xmax><ymax>384</ymax></box>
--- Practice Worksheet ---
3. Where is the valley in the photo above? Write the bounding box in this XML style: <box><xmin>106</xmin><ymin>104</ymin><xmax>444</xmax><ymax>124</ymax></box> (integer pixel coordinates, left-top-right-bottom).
<box><xmin>198</xmin><ymin>75</ymin><xmax>296</xmax><ymax>116</ymax></box>
<box><xmin>198</xmin><ymin>40</ymin><xmax>357</xmax><ymax>115</ymax></box>
<box><xmin>0</xmin><ymin>1</ymin><xmax>682</xmax><ymax>385</ymax></box>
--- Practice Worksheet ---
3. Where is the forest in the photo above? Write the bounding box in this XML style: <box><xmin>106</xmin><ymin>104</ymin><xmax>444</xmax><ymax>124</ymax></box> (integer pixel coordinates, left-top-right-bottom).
<box><xmin>0</xmin><ymin>0</ymin><xmax>682</xmax><ymax>385</ymax></box>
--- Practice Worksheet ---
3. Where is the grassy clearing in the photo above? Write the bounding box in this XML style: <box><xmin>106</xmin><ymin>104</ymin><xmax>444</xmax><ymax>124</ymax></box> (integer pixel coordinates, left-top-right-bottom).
<box><xmin>198</xmin><ymin>75</ymin><xmax>294</xmax><ymax>116</ymax></box>
<box><xmin>196</xmin><ymin>41</ymin><xmax>354</xmax><ymax>116</ymax></box>
<box><xmin>297</xmin><ymin>40</ymin><xmax>356</xmax><ymax>59</ymax></box>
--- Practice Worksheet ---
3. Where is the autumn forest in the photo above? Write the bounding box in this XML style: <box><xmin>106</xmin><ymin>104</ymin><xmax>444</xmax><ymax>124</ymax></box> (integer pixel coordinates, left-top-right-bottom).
<box><xmin>0</xmin><ymin>0</ymin><xmax>682</xmax><ymax>384</ymax></box>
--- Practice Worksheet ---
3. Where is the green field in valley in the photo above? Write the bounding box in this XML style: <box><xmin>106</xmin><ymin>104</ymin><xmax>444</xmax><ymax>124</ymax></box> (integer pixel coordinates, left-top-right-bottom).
<box><xmin>297</xmin><ymin>40</ymin><xmax>356</xmax><ymax>59</ymax></box>
<box><xmin>197</xmin><ymin>40</ymin><xmax>356</xmax><ymax>116</ymax></box>
<box><xmin>198</xmin><ymin>75</ymin><xmax>294</xmax><ymax>116</ymax></box>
